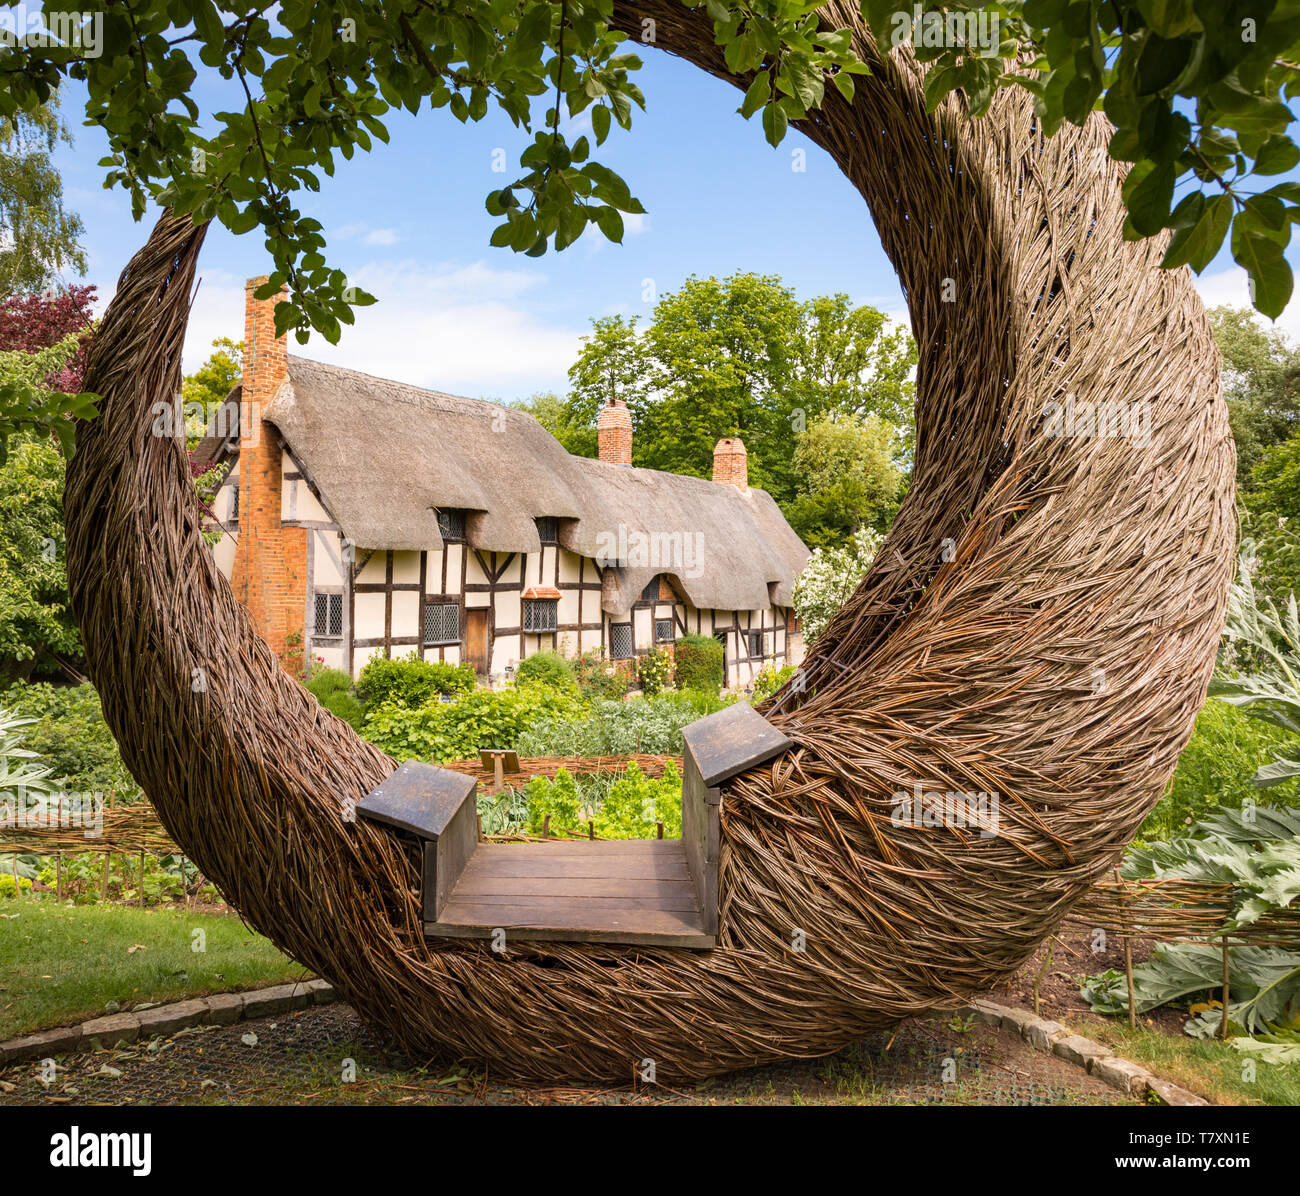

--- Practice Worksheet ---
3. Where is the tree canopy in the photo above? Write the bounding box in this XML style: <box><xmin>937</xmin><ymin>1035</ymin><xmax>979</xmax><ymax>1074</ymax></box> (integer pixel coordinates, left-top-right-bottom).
<box><xmin>0</xmin><ymin>99</ymin><xmax>86</xmax><ymax>293</ymax></box>
<box><xmin>558</xmin><ymin>272</ymin><xmax>915</xmax><ymax>517</ymax></box>
<box><xmin>1</xmin><ymin>0</ymin><xmax>1296</xmax><ymax>351</ymax></box>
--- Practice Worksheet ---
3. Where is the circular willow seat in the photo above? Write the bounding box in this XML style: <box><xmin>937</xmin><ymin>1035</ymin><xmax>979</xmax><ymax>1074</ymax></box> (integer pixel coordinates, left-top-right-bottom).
<box><xmin>65</xmin><ymin>8</ymin><xmax>1234</xmax><ymax>1083</ymax></box>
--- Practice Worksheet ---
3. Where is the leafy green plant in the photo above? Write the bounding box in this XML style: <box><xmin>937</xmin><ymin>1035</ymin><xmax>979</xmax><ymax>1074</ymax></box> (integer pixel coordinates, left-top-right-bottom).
<box><xmin>361</xmin><ymin>684</ymin><xmax>585</xmax><ymax>763</ymax></box>
<box><xmin>514</xmin><ymin>650</ymin><xmax>577</xmax><ymax>690</ymax></box>
<box><xmin>303</xmin><ymin>667</ymin><xmax>366</xmax><ymax>730</ymax></box>
<box><xmin>516</xmin><ymin>691</ymin><xmax>733</xmax><ymax>758</ymax></box>
<box><xmin>1082</xmin><ymin>806</ymin><xmax>1300</xmax><ymax>1048</ymax></box>
<box><xmin>674</xmin><ymin>634</ymin><xmax>723</xmax><ymax>693</ymax></box>
<box><xmin>593</xmin><ymin>760</ymin><xmax>682</xmax><ymax>840</ymax></box>
<box><xmin>0</xmin><ymin>871</ymin><xmax>32</xmax><ymax>897</ymax></box>
<box><xmin>1211</xmin><ymin>569</ymin><xmax>1300</xmax><ymax>789</ymax></box>
<box><xmin>0</xmin><ymin>682</ymin><xmax>137</xmax><ymax>794</ymax></box>
<box><xmin>1143</xmin><ymin>698</ymin><xmax>1298</xmax><ymax>839</ymax></box>
<box><xmin>0</xmin><ymin>703</ymin><xmax>51</xmax><ymax>799</ymax></box>
<box><xmin>355</xmin><ymin>652</ymin><xmax>476</xmax><ymax>709</ymax></box>
<box><xmin>523</xmin><ymin>767</ymin><xmax>582</xmax><ymax>835</ymax></box>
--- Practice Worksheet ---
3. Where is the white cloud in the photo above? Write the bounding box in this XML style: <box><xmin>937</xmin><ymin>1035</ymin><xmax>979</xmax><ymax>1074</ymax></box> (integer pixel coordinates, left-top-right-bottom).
<box><xmin>1194</xmin><ymin>266</ymin><xmax>1300</xmax><ymax>345</ymax></box>
<box><xmin>362</xmin><ymin>228</ymin><xmax>402</xmax><ymax>247</ymax></box>
<box><xmin>182</xmin><ymin>259</ymin><xmax>582</xmax><ymax>398</ymax></box>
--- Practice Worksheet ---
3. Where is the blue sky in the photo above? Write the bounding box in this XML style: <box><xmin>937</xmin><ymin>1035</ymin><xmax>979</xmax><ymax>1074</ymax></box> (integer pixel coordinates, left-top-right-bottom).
<box><xmin>49</xmin><ymin>43</ymin><xmax>1287</xmax><ymax>401</ymax></box>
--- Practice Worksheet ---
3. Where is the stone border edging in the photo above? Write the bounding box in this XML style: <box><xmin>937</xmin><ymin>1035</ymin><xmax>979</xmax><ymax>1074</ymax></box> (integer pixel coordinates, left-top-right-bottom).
<box><xmin>966</xmin><ymin>999</ymin><xmax>1209</xmax><ymax>1106</ymax></box>
<box><xmin>0</xmin><ymin>983</ymin><xmax>1210</xmax><ymax>1106</ymax></box>
<box><xmin>0</xmin><ymin>979</ymin><xmax>336</xmax><ymax>1067</ymax></box>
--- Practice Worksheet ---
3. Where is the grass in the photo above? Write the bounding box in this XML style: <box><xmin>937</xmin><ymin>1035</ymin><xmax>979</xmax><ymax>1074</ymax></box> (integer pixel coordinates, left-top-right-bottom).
<box><xmin>0</xmin><ymin>897</ymin><xmax>306</xmax><ymax>1040</ymax></box>
<box><xmin>1062</xmin><ymin>1014</ymin><xmax>1300</xmax><ymax>1106</ymax></box>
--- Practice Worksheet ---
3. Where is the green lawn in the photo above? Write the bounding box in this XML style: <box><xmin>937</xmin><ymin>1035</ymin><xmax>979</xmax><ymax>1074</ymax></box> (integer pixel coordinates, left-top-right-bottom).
<box><xmin>1064</xmin><ymin>1015</ymin><xmax>1300</xmax><ymax>1106</ymax></box>
<box><xmin>0</xmin><ymin>898</ymin><xmax>306</xmax><ymax>1040</ymax></box>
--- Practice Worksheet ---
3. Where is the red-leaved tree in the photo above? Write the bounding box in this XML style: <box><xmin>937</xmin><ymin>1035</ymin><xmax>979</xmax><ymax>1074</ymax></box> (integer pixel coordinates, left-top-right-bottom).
<box><xmin>0</xmin><ymin>283</ymin><xmax>97</xmax><ymax>391</ymax></box>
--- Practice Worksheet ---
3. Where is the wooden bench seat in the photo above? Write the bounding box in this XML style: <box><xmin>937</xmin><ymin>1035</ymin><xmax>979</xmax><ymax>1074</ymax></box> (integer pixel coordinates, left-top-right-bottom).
<box><xmin>426</xmin><ymin>839</ymin><xmax>712</xmax><ymax>947</ymax></box>
<box><xmin>356</xmin><ymin>703</ymin><xmax>792</xmax><ymax>951</ymax></box>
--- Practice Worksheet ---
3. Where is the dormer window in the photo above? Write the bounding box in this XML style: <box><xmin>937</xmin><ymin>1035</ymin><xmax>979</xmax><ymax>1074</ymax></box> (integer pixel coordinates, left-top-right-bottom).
<box><xmin>436</xmin><ymin>508</ymin><xmax>466</xmax><ymax>541</ymax></box>
<box><xmin>535</xmin><ymin>516</ymin><xmax>558</xmax><ymax>545</ymax></box>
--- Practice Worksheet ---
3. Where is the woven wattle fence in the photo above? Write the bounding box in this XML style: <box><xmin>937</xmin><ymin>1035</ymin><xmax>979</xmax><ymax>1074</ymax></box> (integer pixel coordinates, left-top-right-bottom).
<box><xmin>62</xmin><ymin>5</ymin><xmax>1235</xmax><ymax>1083</ymax></box>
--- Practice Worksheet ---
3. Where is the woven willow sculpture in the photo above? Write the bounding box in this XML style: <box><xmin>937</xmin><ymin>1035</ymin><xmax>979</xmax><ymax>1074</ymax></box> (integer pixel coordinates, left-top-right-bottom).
<box><xmin>64</xmin><ymin>4</ymin><xmax>1235</xmax><ymax>1083</ymax></box>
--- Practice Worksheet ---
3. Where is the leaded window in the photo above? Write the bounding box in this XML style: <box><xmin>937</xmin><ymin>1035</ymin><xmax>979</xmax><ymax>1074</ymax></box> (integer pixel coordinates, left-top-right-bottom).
<box><xmin>313</xmin><ymin>592</ymin><xmax>342</xmax><ymax>637</ymax></box>
<box><xmin>610</xmin><ymin>623</ymin><xmax>635</xmax><ymax>660</ymax></box>
<box><xmin>436</xmin><ymin>508</ymin><xmax>465</xmax><ymax>540</ymax></box>
<box><xmin>424</xmin><ymin>601</ymin><xmax>459</xmax><ymax>646</ymax></box>
<box><xmin>523</xmin><ymin>598</ymin><xmax>558</xmax><ymax>633</ymax></box>
<box><xmin>655</xmin><ymin>618</ymin><xmax>674</xmax><ymax>644</ymax></box>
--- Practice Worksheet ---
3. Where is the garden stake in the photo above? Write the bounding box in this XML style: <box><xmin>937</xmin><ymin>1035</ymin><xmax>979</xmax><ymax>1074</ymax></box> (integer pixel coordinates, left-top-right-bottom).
<box><xmin>1116</xmin><ymin>869</ymin><xmax>1136</xmax><ymax>1030</ymax></box>
<box><xmin>1220</xmin><ymin>939</ymin><xmax>1231</xmax><ymax>1041</ymax></box>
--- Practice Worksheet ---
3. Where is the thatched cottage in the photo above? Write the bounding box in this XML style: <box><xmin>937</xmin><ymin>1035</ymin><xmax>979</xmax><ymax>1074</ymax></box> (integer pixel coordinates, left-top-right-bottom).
<box><xmin>195</xmin><ymin>279</ymin><xmax>810</xmax><ymax>688</ymax></box>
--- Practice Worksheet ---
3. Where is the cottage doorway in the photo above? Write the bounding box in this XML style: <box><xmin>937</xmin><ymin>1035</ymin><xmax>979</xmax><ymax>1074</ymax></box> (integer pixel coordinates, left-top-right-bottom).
<box><xmin>464</xmin><ymin>608</ymin><xmax>490</xmax><ymax>675</ymax></box>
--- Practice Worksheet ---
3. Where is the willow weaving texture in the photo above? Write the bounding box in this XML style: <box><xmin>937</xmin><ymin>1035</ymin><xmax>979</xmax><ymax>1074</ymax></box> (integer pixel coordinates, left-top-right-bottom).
<box><xmin>64</xmin><ymin>8</ymin><xmax>1234</xmax><ymax>1083</ymax></box>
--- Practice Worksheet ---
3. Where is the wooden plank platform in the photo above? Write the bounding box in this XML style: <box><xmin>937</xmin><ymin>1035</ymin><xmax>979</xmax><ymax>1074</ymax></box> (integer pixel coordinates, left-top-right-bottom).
<box><xmin>424</xmin><ymin>840</ymin><xmax>715</xmax><ymax>948</ymax></box>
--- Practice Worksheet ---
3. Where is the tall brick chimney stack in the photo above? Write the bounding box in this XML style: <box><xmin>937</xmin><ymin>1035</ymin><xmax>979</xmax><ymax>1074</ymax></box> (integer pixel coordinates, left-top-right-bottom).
<box><xmin>229</xmin><ymin>278</ymin><xmax>306</xmax><ymax>662</ymax></box>
<box><xmin>597</xmin><ymin>397</ymin><xmax>633</xmax><ymax>465</ymax></box>
<box><xmin>713</xmin><ymin>436</ymin><xmax>748</xmax><ymax>489</ymax></box>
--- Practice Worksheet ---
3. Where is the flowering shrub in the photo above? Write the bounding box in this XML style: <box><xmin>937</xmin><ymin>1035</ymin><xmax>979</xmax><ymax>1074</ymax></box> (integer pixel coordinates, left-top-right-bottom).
<box><xmin>636</xmin><ymin>646</ymin><xmax>673</xmax><ymax>695</ymax></box>
<box><xmin>791</xmin><ymin>526</ymin><xmax>883</xmax><ymax>647</ymax></box>
<box><xmin>575</xmin><ymin>646</ymin><xmax>629</xmax><ymax>700</ymax></box>
<box><xmin>751</xmin><ymin>663</ymin><xmax>796</xmax><ymax>703</ymax></box>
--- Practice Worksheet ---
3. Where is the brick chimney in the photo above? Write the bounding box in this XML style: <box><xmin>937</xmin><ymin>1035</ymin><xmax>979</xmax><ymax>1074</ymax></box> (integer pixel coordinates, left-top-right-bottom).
<box><xmin>229</xmin><ymin>278</ymin><xmax>307</xmax><ymax>663</ymax></box>
<box><xmin>713</xmin><ymin>436</ymin><xmax>748</xmax><ymax>488</ymax></box>
<box><xmin>597</xmin><ymin>397</ymin><xmax>633</xmax><ymax>465</ymax></box>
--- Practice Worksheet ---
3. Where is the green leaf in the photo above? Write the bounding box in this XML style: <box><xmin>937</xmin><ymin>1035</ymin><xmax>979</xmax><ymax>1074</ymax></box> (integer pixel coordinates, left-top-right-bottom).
<box><xmin>1232</xmin><ymin>224</ymin><xmax>1294</xmax><ymax>319</ymax></box>
<box><xmin>1162</xmin><ymin>193</ymin><xmax>1231</xmax><ymax>272</ymax></box>
<box><xmin>1254</xmin><ymin>135</ymin><xmax>1300</xmax><ymax>176</ymax></box>
<box><xmin>1123</xmin><ymin>160</ymin><xmax>1176</xmax><ymax>236</ymax></box>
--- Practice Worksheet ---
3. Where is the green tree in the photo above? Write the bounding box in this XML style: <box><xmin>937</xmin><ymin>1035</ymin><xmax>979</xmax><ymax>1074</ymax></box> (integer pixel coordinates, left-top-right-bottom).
<box><xmin>0</xmin><ymin>99</ymin><xmax>86</xmax><ymax>294</ymax></box>
<box><xmin>563</xmin><ymin>315</ymin><xmax>647</xmax><ymax>456</ymax></box>
<box><xmin>0</xmin><ymin>434</ymin><xmax>78</xmax><ymax>680</ymax></box>
<box><xmin>2</xmin><ymin>1</ymin><xmax>1293</xmax><ymax>345</ymax></box>
<box><xmin>1210</xmin><ymin>306</ymin><xmax>1300</xmax><ymax>489</ymax></box>
<box><xmin>182</xmin><ymin>337</ymin><xmax>242</xmax><ymax>446</ymax></box>
<box><xmin>788</xmin><ymin>293</ymin><xmax>917</xmax><ymax>451</ymax></box>
<box><xmin>786</xmin><ymin>412</ymin><xmax>903</xmax><ymax>548</ymax></box>
<box><xmin>635</xmin><ymin>273</ymin><xmax>799</xmax><ymax>493</ymax></box>
<box><xmin>561</xmin><ymin>274</ymin><xmax>915</xmax><ymax>521</ymax></box>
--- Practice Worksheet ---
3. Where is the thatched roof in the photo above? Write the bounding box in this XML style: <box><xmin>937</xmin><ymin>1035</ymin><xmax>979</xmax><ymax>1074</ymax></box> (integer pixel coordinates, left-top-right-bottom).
<box><xmin>226</xmin><ymin>356</ymin><xmax>807</xmax><ymax>614</ymax></box>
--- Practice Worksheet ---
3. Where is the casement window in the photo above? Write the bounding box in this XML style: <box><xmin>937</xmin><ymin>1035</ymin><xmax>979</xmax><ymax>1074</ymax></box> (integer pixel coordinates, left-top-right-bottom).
<box><xmin>424</xmin><ymin>601</ymin><xmax>460</xmax><ymax>647</ymax></box>
<box><xmin>523</xmin><ymin>597</ymin><xmax>558</xmax><ymax>633</ymax></box>
<box><xmin>436</xmin><ymin>508</ymin><xmax>466</xmax><ymax>541</ymax></box>
<box><xmin>610</xmin><ymin>622</ymin><xmax>635</xmax><ymax>660</ymax></box>
<box><xmin>655</xmin><ymin>617</ymin><xmax>674</xmax><ymax>644</ymax></box>
<box><xmin>313</xmin><ymin>592</ymin><xmax>343</xmax><ymax>638</ymax></box>
<box><xmin>640</xmin><ymin>574</ymin><xmax>661</xmax><ymax>602</ymax></box>
<box><xmin>747</xmin><ymin>630</ymin><xmax>766</xmax><ymax>659</ymax></box>
<box><xmin>535</xmin><ymin>516</ymin><xmax>558</xmax><ymax>545</ymax></box>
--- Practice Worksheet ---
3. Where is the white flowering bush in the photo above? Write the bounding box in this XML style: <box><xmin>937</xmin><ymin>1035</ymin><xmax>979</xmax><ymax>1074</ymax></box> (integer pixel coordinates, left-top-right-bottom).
<box><xmin>792</xmin><ymin>527</ymin><xmax>884</xmax><ymax>647</ymax></box>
